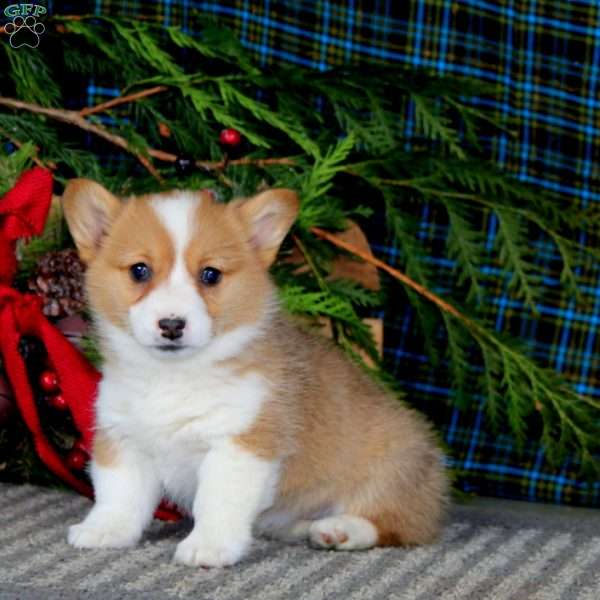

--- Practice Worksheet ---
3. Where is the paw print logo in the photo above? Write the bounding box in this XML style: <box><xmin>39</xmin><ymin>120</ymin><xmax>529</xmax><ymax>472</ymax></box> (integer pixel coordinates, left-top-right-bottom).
<box><xmin>4</xmin><ymin>15</ymin><xmax>45</xmax><ymax>49</ymax></box>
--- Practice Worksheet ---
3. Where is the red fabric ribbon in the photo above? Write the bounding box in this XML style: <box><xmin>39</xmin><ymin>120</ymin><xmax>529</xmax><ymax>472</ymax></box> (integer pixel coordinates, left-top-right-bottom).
<box><xmin>0</xmin><ymin>168</ymin><xmax>99</xmax><ymax>496</ymax></box>
<box><xmin>0</xmin><ymin>169</ymin><xmax>179</xmax><ymax>521</ymax></box>
<box><xmin>0</xmin><ymin>169</ymin><xmax>55</xmax><ymax>285</ymax></box>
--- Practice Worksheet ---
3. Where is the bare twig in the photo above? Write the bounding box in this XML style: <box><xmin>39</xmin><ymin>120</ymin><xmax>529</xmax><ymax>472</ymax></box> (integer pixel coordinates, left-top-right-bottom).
<box><xmin>0</xmin><ymin>96</ymin><xmax>163</xmax><ymax>182</ymax></box>
<box><xmin>310</xmin><ymin>225</ymin><xmax>470</xmax><ymax>325</ymax></box>
<box><xmin>198</xmin><ymin>156</ymin><xmax>296</xmax><ymax>171</ymax></box>
<box><xmin>145</xmin><ymin>145</ymin><xmax>296</xmax><ymax>170</ymax></box>
<box><xmin>145</xmin><ymin>147</ymin><xmax>296</xmax><ymax>170</ymax></box>
<box><xmin>312</xmin><ymin>225</ymin><xmax>600</xmax><ymax>418</ymax></box>
<box><xmin>0</xmin><ymin>95</ymin><xmax>296</xmax><ymax>178</ymax></box>
<box><xmin>79</xmin><ymin>85</ymin><xmax>168</xmax><ymax>117</ymax></box>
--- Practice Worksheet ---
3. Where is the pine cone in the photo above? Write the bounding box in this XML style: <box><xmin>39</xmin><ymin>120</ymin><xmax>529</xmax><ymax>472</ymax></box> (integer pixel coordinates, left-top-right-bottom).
<box><xmin>27</xmin><ymin>249</ymin><xmax>86</xmax><ymax>318</ymax></box>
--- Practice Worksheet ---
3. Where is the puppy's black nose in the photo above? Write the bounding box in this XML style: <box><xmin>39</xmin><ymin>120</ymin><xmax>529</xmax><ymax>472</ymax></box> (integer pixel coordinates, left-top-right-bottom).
<box><xmin>158</xmin><ymin>318</ymin><xmax>186</xmax><ymax>340</ymax></box>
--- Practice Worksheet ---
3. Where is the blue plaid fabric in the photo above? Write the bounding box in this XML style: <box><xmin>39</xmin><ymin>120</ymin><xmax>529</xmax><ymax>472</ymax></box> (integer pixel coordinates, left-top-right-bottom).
<box><xmin>47</xmin><ymin>0</ymin><xmax>600</xmax><ymax>506</ymax></box>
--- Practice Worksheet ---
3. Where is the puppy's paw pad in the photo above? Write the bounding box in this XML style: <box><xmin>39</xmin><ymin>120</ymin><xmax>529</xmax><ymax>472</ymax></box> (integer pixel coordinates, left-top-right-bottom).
<box><xmin>309</xmin><ymin>515</ymin><xmax>377</xmax><ymax>550</ymax></box>
<box><xmin>310</xmin><ymin>524</ymin><xmax>347</xmax><ymax>549</ymax></box>
<box><xmin>68</xmin><ymin>522</ymin><xmax>140</xmax><ymax>549</ymax></box>
<box><xmin>173</xmin><ymin>537</ymin><xmax>248</xmax><ymax>568</ymax></box>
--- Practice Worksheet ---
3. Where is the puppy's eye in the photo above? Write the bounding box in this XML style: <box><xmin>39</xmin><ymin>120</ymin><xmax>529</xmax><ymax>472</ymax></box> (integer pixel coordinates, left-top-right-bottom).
<box><xmin>129</xmin><ymin>262</ymin><xmax>152</xmax><ymax>283</ymax></box>
<box><xmin>200</xmin><ymin>266</ymin><xmax>222</xmax><ymax>286</ymax></box>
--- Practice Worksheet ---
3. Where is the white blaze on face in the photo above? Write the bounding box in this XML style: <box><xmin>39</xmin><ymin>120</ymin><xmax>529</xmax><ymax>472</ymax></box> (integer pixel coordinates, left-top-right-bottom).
<box><xmin>128</xmin><ymin>193</ymin><xmax>212</xmax><ymax>354</ymax></box>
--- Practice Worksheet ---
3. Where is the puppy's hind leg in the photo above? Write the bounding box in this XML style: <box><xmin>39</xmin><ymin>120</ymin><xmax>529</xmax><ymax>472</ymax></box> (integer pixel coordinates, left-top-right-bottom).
<box><xmin>309</xmin><ymin>515</ymin><xmax>378</xmax><ymax>550</ymax></box>
<box><xmin>259</xmin><ymin>519</ymin><xmax>314</xmax><ymax>543</ymax></box>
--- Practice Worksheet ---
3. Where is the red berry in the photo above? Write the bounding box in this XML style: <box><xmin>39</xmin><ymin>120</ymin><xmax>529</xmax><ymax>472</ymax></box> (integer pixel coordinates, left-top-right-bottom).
<box><xmin>219</xmin><ymin>128</ymin><xmax>242</xmax><ymax>147</ymax></box>
<box><xmin>66</xmin><ymin>448</ymin><xmax>88</xmax><ymax>471</ymax></box>
<box><xmin>39</xmin><ymin>370</ymin><xmax>59</xmax><ymax>393</ymax></box>
<box><xmin>48</xmin><ymin>393</ymin><xmax>68</xmax><ymax>411</ymax></box>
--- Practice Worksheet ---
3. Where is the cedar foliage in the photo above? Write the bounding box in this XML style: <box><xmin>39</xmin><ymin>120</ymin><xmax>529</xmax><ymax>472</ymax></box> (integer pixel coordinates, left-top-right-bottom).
<box><xmin>1</xmin><ymin>15</ymin><xmax>599</xmax><ymax>474</ymax></box>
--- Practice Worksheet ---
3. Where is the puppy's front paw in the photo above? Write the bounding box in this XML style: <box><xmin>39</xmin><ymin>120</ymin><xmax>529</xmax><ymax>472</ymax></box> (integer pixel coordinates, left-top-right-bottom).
<box><xmin>68</xmin><ymin>519</ymin><xmax>141</xmax><ymax>549</ymax></box>
<box><xmin>173</xmin><ymin>535</ymin><xmax>249</xmax><ymax>568</ymax></box>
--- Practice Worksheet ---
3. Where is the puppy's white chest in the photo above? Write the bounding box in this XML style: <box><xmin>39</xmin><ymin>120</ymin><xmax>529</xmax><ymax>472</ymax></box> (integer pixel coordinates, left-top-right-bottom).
<box><xmin>102</xmin><ymin>367</ymin><xmax>264</xmax><ymax>437</ymax></box>
<box><xmin>96</xmin><ymin>365</ymin><xmax>267</xmax><ymax>505</ymax></box>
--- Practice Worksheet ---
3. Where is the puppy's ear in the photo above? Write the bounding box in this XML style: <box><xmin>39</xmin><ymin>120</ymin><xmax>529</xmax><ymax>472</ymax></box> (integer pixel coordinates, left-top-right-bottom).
<box><xmin>61</xmin><ymin>179</ymin><xmax>122</xmax><ymax>264</ymax></box>
<box><xmin>239</xmin><ymin>188</ymin><xmax>299</xmax><ymax>266</ymax></box>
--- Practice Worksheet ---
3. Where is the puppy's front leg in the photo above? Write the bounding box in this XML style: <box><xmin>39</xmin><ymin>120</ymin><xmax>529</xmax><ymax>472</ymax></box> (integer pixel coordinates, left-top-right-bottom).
<box><xmin>68</xmin><ymin>434</ymin><xmax>160</xmax><ymax>549</ymax></box>
<box><xmin>174</xmin><ymin>440</ymin><xmax>279</xmax><ymax>568</ymax></box>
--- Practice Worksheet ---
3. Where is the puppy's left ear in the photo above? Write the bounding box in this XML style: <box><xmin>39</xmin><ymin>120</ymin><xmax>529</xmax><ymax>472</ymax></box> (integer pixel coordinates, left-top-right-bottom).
<box><xmin>239</xmin><ymin>188</ymin><xmax>299</xmax><ymax>266</ymax></box>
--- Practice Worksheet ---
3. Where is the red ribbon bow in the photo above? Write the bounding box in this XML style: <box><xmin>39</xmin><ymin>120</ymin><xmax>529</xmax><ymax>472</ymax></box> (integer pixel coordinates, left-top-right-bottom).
<box><xmin>0</xmin><ymin>168</ymin><xmax>99</xmax><ymax>496</ymax></box>
<box><xmin>0</xmin><ymin>168</ymin><xmax>179</xmax><ymax>521</ymax></box>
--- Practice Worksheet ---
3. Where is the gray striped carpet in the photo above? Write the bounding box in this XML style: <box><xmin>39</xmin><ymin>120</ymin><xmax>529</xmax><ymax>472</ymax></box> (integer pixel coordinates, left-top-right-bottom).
<box><xmin>0</xmin><ymin>483</ymin><xmax>598</xmax><ymax>599</ymax></box>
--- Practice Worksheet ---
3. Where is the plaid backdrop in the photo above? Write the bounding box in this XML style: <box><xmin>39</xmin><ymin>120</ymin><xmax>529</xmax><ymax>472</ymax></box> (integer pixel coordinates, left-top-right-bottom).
<box><xmin>45</xmin><ymin>0</ymin><xmax>600</xmax><ymax>507</ymax></box>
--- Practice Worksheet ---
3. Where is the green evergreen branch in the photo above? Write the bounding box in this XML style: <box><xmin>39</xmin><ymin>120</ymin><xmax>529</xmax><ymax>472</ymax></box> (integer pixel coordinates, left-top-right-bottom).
<box><xmin>412</xmin><ymin>94</ymin><xmax>466</xmax><ymax>159</ymax></box>
<box><xmin>3</xmin><ymin>15</ymin><xmax>599</xmax><ymax>473</ymax></box>
<box><xmin>299</xmin><ymin>134</ymin><xmax>355</xmax><ymax>229</ymax></box>
<box><xmin>443</xmin><ymin>200</ymin><xmax>486</xmax><ymax>305</ymax></box>
<box><xmin>0</xmin><ymin>97</ymin><xmax>162</xmax><ymax>181</ymax></box>
<box><xmin>381</xmin><ymin>194</ymin><xmax>443</xmax><ymax>364</ymax></box>
<box><xmin>0</xmin><ymin>141</ymin><xmax>38</xmax><ymax>194</ymax></box>
<box><xmin>314</xmin><ymin>225</ymin><xmax>600</xmax><ymax>470</ymax></box>
<box><xmin>441</xmin><ymin>312</ymin><xmax>471</xmax><ymax>408</ymax></box>
<box><xmin>370</xmin><ymin>175</ymin><xmax>590</xmax><ymax>310</ymax></box>
<box><xmin>289</xmin><ymin>235</ymin><xmax>379</xmax><ymax>363</ymax></box>
<box><xmin>3</xmin><ymin>46</ymin><xmax>61</xmax><ymax>108</ymax></box>
<box><xmin>494</xmin><ymin>208</ymin><xmax>541</xmax><ymax>315</ymax></box>
<box><xmin>111</xmin><ymin>19</ymin><xmax>184</xmax><ymax>77</ymax></box>
<box><xmin>480</xmin><ymin>343</ymin><xmax>504</xmax><ymax>431</ymax></box>
<box><xmin>217</xmin><ymin>81</ymin><xmax>320</xmax><ymax>158</ymax></box>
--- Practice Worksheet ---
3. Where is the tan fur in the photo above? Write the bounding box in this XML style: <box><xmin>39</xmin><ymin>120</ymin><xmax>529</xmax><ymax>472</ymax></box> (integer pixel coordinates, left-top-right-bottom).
<box><xmin>231</xmin><ymin>318</ymin><xmax>447</xmax><ymax>546</ymax></box>
<box><xmin>184</xmin><ymin>199</ymin><xmax>272</xmax><ymax>335</ymax></box>
<box><xmin>90</xmin><ymin>200</ymin><xmax>177</xmax><ymax>328</ymax></box>
<box><xmin>63</xmin><ymin>179</ymin><xmax>447</xmax><ymax>548</ymax></box>
<box><xmin>62</xmin><ymin>179</ymin><xmax>122</xmax><ymax>264</ymax></box>
<box><xmin>63</xmin><ymin>183</ymin><xmax>181</xmax><ymax>328</ymax></box>
<box><xmin>238</xmin><ymin>189</ymin><xmax>299</xmax><ymax>266</ymax></box>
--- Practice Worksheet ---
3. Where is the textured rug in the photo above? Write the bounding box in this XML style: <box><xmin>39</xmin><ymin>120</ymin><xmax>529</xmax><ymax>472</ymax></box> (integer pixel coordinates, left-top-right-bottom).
<box><xmin>0</xmin><ymin>483</ymin><xmax>598</xmax><ymax>600</ymax></box>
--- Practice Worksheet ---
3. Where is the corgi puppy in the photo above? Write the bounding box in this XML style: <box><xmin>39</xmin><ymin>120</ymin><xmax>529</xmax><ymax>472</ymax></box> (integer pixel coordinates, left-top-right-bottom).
<box><xmin>62</xmin><ymin>179</ymin><xmax>447</xmax><ymax>568</ymax></box>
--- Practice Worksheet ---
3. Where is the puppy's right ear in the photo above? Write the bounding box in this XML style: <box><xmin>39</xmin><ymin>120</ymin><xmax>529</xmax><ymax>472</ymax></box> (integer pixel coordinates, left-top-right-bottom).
<box><xmin>61</xmin><ymin>179</ymin><xmax>122</xmax><ymax>264</ymax></box>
